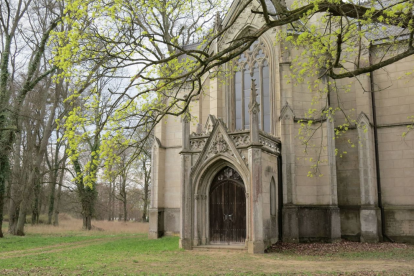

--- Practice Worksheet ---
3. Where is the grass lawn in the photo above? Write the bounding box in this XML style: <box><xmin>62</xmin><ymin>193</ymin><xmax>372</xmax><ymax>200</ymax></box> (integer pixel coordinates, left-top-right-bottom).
<box><xmin>1</xmin><ymin>218</ymin><xmax>413</xmax><ymax>275</ymax></box>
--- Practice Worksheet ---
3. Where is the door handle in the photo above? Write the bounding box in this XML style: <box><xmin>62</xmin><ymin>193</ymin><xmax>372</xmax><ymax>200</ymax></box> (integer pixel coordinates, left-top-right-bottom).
<box><xmin>223</xmin><ymin>214</ymin><xmax>233</xmax><ymax>222</ymax></box>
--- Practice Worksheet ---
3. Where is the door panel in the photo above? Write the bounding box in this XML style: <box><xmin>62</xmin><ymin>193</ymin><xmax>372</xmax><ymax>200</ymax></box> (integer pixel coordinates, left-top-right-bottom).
<box><xmin>209</xmin><ymin>168</ymin><xmax>246</xmax><ymax>244</ymax></box>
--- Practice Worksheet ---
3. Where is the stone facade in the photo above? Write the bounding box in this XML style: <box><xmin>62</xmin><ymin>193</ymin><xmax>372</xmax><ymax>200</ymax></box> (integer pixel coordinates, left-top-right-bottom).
<box><xmin>149</xmin><ymin>0</ymin><xmax>414</xmax><ymax>252</ymax></box>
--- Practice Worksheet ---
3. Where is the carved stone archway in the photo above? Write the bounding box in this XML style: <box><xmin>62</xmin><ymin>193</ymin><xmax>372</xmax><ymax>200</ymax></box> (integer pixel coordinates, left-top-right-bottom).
<box><xmin>192</xmin><ymin>158</ymin><xmax>250</xmax><ymax>246</ymax></box>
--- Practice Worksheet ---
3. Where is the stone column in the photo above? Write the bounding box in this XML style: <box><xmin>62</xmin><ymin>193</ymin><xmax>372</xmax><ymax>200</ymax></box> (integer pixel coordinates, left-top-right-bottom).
<box><xmin>279</xmin><ymin>37</ymin><xmax>293</xmax><ymax>106</ymax></box>
<box><xmin>279</xmin><ymin>102</ymin><xmax>299</xmax><ymax>242</ymax></box>
<box><xmin>326</xmin><ymin>112</ymin><xmax>341</xmax><ymax>242</ymax></box>
<box><xmin>357</xmin><ymin>112</ymin><xmax>381</xmax><ymax>242</ymax></box>
<box><xmin>247</xmin><ymin>80</ymin><xmax>265</xmax><ymax>254</ymax></box>
<box><xmin>209</xmin><ymin>67</ymin><xmax>224</xmax><ymax>119</ymax></box>
<box><xmin>179</xmin><ymin>114</ymin><xmax>193</xmax><ymax>249</ymax></box>
<box><xmin>200</xmin><ymin>195</ymin><xmax>208</xmax><ymax>245</ymax></box>
<box><xmin>149</xmin><ymin>138</ymin><xmax>165</xmax><ymax>239</ymax></box>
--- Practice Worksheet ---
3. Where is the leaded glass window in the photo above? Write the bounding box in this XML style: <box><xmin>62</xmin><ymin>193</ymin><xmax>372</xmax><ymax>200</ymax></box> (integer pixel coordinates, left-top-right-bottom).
<box><xmin>233</xmin><ymin>40</ymin><xmax>271</xmax><ymax>132</ymax></box>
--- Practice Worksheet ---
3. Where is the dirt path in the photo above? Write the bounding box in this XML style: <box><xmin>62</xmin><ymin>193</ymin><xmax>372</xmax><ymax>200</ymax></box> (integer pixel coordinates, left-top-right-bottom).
<box><xmin>0</xmin><ymin>236</ymin><xmax>124</xmax><ymax>260</ymax></box>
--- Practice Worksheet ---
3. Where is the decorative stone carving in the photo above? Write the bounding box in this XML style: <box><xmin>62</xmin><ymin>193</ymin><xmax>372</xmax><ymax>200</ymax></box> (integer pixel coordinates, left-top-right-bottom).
<box><xmin>204</xmin><ymin>115</ymin><xmax>216</xmax><ymax>134</ymax></box>
<box><xmin>215</xmin><ymin>167</ymin><xmax>242</xmax><ymax>181</ymax></box>
<box><xmin>190</xmin><ymin>118</ymin><xmax>251</xmax><ymax>173</ymax></box>
<box><xmin>209</xmin><ymin>133</ymin><xmax>229</xmax><ymax>155</ymax></box>
<box><xmin>190</xmin><ymin>139</ymin><xmax>207</xmax><ymax>151</ymax></box>
<box><xmin>231</xmin><ymin>133</ymin><xmax>250</xmax><ymax>147</ymax></box>
<box><xmin>234</xmin><ymin>39</ymin><xmax>269</xmax><ymax>70</ymax></box>
<box><xmin>249</xmin><ymin>79</ymin><xmax>260</xmax><ymax>115</ymax></box>
<box><xmin>259</xmin><ymin>135</ymin><xmax>280</xmax><ymax>154</ymax></box>
<box><xmin>280</xmin><ymin>101</ymin><xmax>294</xmax><ymax>121</ymax></box>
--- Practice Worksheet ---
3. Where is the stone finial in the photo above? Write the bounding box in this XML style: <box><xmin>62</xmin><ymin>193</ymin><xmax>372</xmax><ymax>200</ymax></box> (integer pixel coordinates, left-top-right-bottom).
<box><xmin>196</xmin><ymin>123</ymin><xmax>202</xmax><ymax>134</ymax></box>
<box><xmin>249</xmin><ymin>79</ymin><xmax>260</xmax><ymax>114</ymax></box>
<box><xmin>249</xmin><ymin>79</ymin><xmax>260</xmax><ymax>143</ymax></box>
<box><xmin>182</xmin><ymin>113</ymin><xmax>191</xmax><ymax>123</ymax></box>
<box><xmin>182</xmin><ymin>113</ymin><xmax>191</xmax><ymax>150</ymax></box>
<box><xmin>214</xmin><ymin>12</ymin><xmax>222</xmax><ymax>33</ymax></box>
<box><xmin>204</xmin><ymin>114</ymin><xmax>216</xmax><ymax>134</ymax></box>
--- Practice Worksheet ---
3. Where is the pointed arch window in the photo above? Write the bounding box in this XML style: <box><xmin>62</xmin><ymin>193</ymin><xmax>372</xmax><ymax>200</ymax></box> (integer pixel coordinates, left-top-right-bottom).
<box><xmin>233</xmin><ymin>40</ymin><xmax>271</xmax><ymax>133</ymax></box>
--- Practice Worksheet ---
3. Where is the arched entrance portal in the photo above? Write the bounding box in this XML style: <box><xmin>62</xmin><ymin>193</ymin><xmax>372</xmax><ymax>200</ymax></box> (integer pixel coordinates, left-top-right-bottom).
<box><xmin>209</xmin><ymin>167</ymin><xmax>246</xmax><ymax>244</ymax></box>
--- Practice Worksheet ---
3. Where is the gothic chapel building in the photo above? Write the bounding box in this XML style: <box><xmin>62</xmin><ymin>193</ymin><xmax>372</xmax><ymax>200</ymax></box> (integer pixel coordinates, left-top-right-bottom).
<box><xmin>149</xmin><ymin>0</ymin><xmax>414</xmax><ymax>253</ymax></box>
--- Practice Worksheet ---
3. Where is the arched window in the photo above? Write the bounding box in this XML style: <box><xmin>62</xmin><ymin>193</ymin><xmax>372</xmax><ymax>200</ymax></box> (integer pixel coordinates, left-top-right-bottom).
<box><xmin>233</xmin><ymin>40</ymin><xmax>271</xmax><ymax>133</ymax></box>
<box><xmin>270</xmin><ymin>177</ymin><xmax>276</xmax><ymax>216</ymax></box>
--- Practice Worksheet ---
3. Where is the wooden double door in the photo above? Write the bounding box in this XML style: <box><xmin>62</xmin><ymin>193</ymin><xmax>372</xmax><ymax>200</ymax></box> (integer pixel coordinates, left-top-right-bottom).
<box><xmin>209</xmin><ymin>167</ymin><xmax>246</xmax><ymax>244</ymax></box>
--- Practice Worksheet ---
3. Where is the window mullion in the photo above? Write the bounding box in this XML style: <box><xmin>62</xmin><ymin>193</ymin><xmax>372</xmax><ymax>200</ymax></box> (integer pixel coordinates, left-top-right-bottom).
<box><xmin>241</xmin><ymin>68</ymin><xmax>245</xmax><ymax>130</ymax></box>
<box><xmin>260</xmin><ymin>63</ymin><xmax>264</xmax><ymax>131</ymax></box>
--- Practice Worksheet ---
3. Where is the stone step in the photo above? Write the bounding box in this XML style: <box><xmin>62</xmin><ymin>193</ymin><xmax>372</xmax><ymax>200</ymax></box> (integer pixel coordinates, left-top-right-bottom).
<box><xmin>193</xmin><ymin>245</ymin><xmax>246</xmax><ymax>251</ymax></box>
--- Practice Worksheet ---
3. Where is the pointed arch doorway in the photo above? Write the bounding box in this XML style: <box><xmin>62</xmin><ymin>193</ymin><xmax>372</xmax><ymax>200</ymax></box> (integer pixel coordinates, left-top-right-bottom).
<box><xmin>209</xmin><ymin>167</ymin><xmax>246</xmax><ymax>244</ymax></box>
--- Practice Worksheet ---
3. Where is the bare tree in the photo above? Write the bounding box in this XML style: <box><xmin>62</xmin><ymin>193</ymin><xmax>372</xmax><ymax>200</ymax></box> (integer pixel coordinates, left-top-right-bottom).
<box><xmin>0</xmin><ymin>0</ymin><xmax>62</xmax><ymax>237</ymax></box>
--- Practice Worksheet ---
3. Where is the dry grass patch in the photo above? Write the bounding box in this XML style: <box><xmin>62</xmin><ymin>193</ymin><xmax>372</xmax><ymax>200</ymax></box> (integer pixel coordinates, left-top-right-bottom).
<box><xmin>24</xmin><ymin>213</ymin><xmax>148</xmax><ymax>235</ymax></box>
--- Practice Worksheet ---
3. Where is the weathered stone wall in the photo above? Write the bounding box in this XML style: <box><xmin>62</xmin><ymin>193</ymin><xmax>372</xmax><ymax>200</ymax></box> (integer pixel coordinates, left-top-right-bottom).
<box><xmin>372</xmin><ymin>52</ymin><xmax>414</xmax><ymax>240</ymax></box>
<box><xmin>293</xmin><ymin>122</ymin><xmax>334</xmax><ymax>205</ymax></box>
<box><xmin>384</xmin><ymin>207</ymin><xmax>414</xmax><ymax>243</ymax></box>
<box><xmin>163</xmin><ymin>208</ymin><xmax>180</xmax><ymax>236</ymax></box>
<box><xmin>335</xmin><ymin>129</ymin><xmax>362</xmax><ymax>240</ymax></box>
<box><xmin>261</xmin><ymin>151</ymin><xmax>279</xmax><ymax>246</ymax></box>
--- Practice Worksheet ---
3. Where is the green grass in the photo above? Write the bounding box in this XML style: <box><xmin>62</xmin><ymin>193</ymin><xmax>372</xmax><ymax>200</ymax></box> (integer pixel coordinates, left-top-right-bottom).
<box><xmin>0</xmin><ymin>231</ymin><xmax>413</xmax><ymax>275</ymax></box>
<box><xmin>0</xmin><ymin>234</ymin><xmax>180</xmax><ymax>275</ymax></box>
<box><xmin>0</xmin><ymin>233</ymin><xmax>106</xmax><ymax>252</ymax></box>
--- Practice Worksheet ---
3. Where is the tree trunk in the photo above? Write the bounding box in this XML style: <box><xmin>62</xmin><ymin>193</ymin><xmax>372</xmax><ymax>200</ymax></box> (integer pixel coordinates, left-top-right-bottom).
<box><xmin>0</xmin><ymin>157</ymin><xmax>8</xmax><ymax>238</ymax></box>
<box><xmin>15</xmin><ymin>198</ymin><xmax>30</xmax><ymax>236</ymax></box>
<box><xmin>122</xmin><ymin>176</ymin><xmax>127</xmax><ymax>222</ymax></box>
<box><xmin>108</xmin><ymin>180</ymin><xmax>112</xmax><ymax>221</ymax></box>
<box><xmin>142</xmin><ymin>161</ymin><xmax>150</xmax><ymax>222</ymax></box>
<box><xmin>123</xmin><ymin>197</ymin><xmax>127</xmax><ymax>222</ymax></box>
<box><xmin>47</xmin><ymin>169</ymin><xmax>57</xmax><ymax>224</ymax></box>
<box><xmin>53</xmin><ymin>163</ymin><xmax>65</xmax><ymax>226</ymax></box>
<box><xmin>14</xmin><ymin>168</ymin><xmax>37</xmax><ymax>235</ymax></box>
<box><xmin>111</xmin><ymin>183</ymin><xmax>115</xmax><ymax>221</ymax></box>
<box><xmin>83</xmin><ymin>215</ymin><xmax>92</xmax><ymax>230</ymax></box>
<box><xmin>31</xmin><ymin>171</ymin><xmax>41</xmax><ymax>225</ymax></box>
<box><xmin>0</xmin><ymin>33</ymin><xmax>13</xmax><ymax>239</ymax></box>
<box><xmin>8</xmin><ymin>133</ymin><xmax>22</xmax><ymax>233</ymax></box>
<box><xmin>118</xmin><ymin>193</ymin><xmax>122</xmax><ymax>221</ymax></box>
<box><xmin>81</xmin><ymin>187</ymin><xmax>96</xmax><ymax>230</ymax></box>
<box><xmin>8</xmin><ymin>198</ymin><xmax>19</xmax><ymax>234</ymax></box>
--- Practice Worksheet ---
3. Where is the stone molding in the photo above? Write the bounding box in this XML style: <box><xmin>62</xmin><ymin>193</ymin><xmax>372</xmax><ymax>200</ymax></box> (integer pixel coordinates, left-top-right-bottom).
<box><xmin>189</xmin><ymin>129</ymin><xmax>281</xmax><ymax>155</ymax></box>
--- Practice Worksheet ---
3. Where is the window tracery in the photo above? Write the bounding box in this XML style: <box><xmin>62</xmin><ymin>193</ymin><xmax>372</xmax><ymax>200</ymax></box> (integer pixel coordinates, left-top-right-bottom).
<box><xmin>233</xmin><ymin>40</ymin><xmax>271</xmax><ymax>133</ymax></box>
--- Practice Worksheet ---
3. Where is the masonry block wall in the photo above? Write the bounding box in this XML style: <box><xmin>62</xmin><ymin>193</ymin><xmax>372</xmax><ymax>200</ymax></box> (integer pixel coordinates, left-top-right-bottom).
<box><xmin>149</xmin><ymin>0</ymin><xmax>414</xmax><ymax>246</ymax></box>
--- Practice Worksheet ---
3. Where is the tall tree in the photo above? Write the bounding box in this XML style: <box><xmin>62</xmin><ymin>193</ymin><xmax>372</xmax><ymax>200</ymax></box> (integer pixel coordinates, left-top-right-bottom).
<box><xmin>0</xmin><ymin>0</ymin><xmax>62</xmax><ymax>237</ymax></box>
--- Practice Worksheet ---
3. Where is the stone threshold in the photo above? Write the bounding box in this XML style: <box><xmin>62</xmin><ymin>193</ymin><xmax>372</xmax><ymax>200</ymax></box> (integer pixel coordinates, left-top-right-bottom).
<box><xmin>194</xmin><ymin>244</ymin><xmax>247</xmax><ymax>250</ymax></box>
